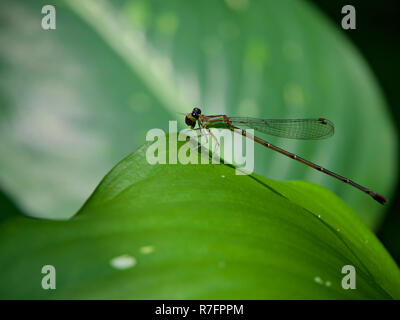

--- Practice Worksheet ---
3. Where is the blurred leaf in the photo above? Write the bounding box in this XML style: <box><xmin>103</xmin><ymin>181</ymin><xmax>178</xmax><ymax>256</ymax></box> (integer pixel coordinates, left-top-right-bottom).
<box><xmin>0</xmin><ymin>0</ymin><xmax>173</xmax><ymax>219</ymax></box>
<box><xmin>0</xmin><ymin>0</ymin><xmax>397</xmax><ymax>229</ymax></box>
<box><xmin>0</xmin><ymin>137</ymin><xmax>399</xmax><ymax>299</ymax></box>
<box><xmin>0</xmin><ymin>188</ymin><xmax>24</xmax><ymax>221</ymax></box>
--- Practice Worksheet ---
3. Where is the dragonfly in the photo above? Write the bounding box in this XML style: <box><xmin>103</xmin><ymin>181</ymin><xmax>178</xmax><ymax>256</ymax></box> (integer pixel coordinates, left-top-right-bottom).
<box><xmin>184</xmin><ymin>107</ymin><xmax>387</xmax><ymax>204</ymax></box>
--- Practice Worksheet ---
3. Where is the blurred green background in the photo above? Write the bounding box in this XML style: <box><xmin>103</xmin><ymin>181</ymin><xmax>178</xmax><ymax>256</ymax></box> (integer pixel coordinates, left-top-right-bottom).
<box><xmin>0</xmin><ymin>0</ymin><xmax>399</xmax><ymax>263</ymax></box>
<box><xmin>310</xmin><ymin>0</ymin><xmax>400</xmax><ymax>266</ymax></box>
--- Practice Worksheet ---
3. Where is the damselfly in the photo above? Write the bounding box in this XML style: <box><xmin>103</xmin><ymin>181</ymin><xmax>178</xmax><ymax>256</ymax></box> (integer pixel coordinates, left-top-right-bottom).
<box><xmin>184</xmin><ymin>107</ymin><xmax>386</xmax><ymax>204</ymax></box>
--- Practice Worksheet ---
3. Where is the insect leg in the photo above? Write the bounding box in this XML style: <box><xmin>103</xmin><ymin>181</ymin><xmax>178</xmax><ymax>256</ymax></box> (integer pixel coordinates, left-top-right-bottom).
<box><xmin>207</xmin><ymin>128</ymin><xmax>220</xmax><ymax>156</ymax></box>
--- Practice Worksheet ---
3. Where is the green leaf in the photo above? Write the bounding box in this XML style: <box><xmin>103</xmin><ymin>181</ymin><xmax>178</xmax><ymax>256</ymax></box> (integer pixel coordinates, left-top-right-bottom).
<box><xmin>0</xmin><ymin>189</ymin><xmax>24</xmax><ymax>221</ymax></box>
<box><xmin>0</xmin><ymin>0</ymin><xmax>396</xmax><ymax>229</ymax></box>
<box><xmin>0</xmin><ymin>0</ymin><xmax>174</xmax><ymax>219</ymax></box>
<box><xmin>0</xmin><ymin>137</ymin><xmax>399</xmax><ymax>299</ymax></box>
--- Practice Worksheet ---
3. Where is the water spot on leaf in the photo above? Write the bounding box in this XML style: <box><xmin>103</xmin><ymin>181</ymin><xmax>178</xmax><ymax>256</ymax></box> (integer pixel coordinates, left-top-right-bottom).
<box><xmin>110</xmin><ymin>254</ymin><xmax>137</xmax><ymax>270</ymax></box>
<box><xmin>140</xmin><ymin>245</ymin><xmax>155</xmax><ymax>254</ymax></box>
<box><xmin>314</xmin><ymin>276</ymin><xmax>323</xmax><ymax>284</ymax></box>
<box><xmin>315</xmin><ymin>276</ymin><xmax>332</xmax><ymax>287</ymax></box>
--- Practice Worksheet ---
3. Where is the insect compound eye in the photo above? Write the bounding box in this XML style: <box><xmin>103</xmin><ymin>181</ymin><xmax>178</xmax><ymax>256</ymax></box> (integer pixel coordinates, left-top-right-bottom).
<box><xmin>192</xmin><ymin>107</ymin><xmax>201</xmax><ymax>119</ymax></box>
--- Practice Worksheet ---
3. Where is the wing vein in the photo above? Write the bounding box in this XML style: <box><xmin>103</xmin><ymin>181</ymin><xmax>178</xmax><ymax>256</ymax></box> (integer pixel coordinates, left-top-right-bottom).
<box><xmin>230</xmin><ymin>117</ymin><xmax>334</xmax><ymax>140</ymax></box>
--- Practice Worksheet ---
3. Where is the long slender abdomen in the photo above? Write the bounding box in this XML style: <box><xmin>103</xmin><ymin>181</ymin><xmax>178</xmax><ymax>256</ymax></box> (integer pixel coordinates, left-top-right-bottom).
<box><xmin>230</xmin><ymin>126</ymin><xmax>387</xmax><ymax>204</ymax></box>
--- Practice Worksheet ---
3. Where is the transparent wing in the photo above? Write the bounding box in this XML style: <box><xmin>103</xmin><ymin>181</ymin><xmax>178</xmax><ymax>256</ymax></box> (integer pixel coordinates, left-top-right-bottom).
<box><xmin>229</xmin><ymin>117</ymin><xmax>334</xmax><ymax>140</ymax></box>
